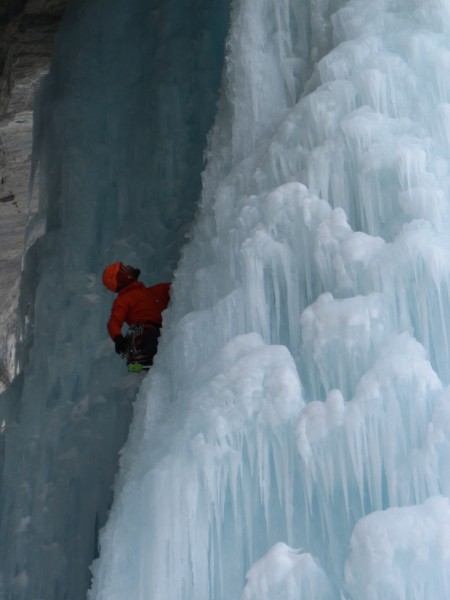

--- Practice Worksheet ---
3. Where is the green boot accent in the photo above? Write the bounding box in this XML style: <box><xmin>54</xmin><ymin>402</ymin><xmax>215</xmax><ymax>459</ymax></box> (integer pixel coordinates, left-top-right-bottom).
<box><xmin>128</xmin><ymin>362</ymin><xmax>144</xmax><ymax>373</ymax></box>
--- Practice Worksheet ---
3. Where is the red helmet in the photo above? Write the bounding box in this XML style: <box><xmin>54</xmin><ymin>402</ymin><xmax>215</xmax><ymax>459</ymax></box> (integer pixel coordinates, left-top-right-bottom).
<box><xmin>102</xmin><ymin>262</ymin><xmax>122</xmax><ymax>292</ymax></box>
<box><xmin>102</xmin><ymin>262</ymin><xmax>140</xmax><ymax>292</ymax></box>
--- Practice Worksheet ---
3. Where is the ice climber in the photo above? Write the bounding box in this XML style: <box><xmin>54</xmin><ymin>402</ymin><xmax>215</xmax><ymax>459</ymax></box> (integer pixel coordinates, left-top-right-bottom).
<box><xmin>102</xmin><ymin>262</ymin><xmax>171</xmax><ymax>372</ymax></box>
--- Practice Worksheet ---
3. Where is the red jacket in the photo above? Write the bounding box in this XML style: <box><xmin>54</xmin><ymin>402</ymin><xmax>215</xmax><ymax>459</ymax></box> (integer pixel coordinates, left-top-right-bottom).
<box><xmin>107</xmin><ymin>281</ymin><xmax>171</xmax><ymax>340</ymax></box>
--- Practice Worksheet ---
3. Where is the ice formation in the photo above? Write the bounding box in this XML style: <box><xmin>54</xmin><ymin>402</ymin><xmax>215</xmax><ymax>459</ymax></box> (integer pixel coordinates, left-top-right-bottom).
<box><xmin>4</xmin><ymin>0</ymin><xmax>450</xmax><ymax>598</ymax></box>
<box><xmin>0</xmin><ymin>0</ymin><xmax>227</xmax><ymax>598</ymax></box>
<box><xmin>88</xmin><ymin>0</ymin><xmax>450</xmax><ymax>598</ymax></box>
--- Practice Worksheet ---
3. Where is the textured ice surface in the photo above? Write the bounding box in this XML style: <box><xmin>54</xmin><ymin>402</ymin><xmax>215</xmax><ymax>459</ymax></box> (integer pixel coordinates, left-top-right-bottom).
<box><xmin>89</xmin><ymin>0</ymin><xmax>450</xmax><ymax>598</ymax></box>
<box><xmin>0</xmin><ymin>0</ymin><xmax>227</xmax><ymax>598</ymax></box>
<box><xmin>346</xmin><ymin>496</ymin><xmax>450</xmax><ymax>599</ymax></box>
<box><xmin>241</xmin><ymin>542</ymin><xmax>334</xmax><ymax>600</ymax></box>
<box><xmin>3</xmin><ymin>0</ymin><xmax>450</xmax><ymax>598</ymax></box>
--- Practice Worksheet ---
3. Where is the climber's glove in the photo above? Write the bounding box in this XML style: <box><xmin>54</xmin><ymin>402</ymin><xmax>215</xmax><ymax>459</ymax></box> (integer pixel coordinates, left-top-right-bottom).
<box><xmin>114</xmin><ymin>334</ymin><xmax>128</xmax><ymax>355</ymax></box>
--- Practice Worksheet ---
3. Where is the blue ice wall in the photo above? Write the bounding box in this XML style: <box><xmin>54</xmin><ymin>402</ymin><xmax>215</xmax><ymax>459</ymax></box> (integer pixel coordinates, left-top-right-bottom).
<box><xmin>0</xmin><ymin>0</ymin><xmax>228</xmax><ymax>598</ymax></box>
<box><xmin>4</xmin><ymin>0</ymin><xmax>450</xmax><ymax>598</ymax></box>
<box><xmin>87</xmin><ymin>0</ymin><xmax>450</xmax><ymax>599</ymax></box>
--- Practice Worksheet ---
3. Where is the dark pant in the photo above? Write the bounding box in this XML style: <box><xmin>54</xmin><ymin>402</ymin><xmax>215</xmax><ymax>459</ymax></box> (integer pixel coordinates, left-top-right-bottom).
<box><xmin>126</xmin><ymin>324</ymin><xmax>161</xmax><ymax>367</ymax></box>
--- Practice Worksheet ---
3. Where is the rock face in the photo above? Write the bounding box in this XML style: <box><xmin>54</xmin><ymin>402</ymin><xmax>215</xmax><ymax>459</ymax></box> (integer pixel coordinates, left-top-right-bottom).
<box><xmin>0</xmin><ymin>0</ymin><xmax>68</xmax><ymax>388</ymax></box>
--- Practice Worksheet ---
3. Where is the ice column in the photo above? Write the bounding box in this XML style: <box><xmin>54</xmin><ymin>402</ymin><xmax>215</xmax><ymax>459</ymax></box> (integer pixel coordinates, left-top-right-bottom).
<box><xmin>90</xmin><ymin>1</ymin><xmax>450</xmax><ymax>599</ymax></box>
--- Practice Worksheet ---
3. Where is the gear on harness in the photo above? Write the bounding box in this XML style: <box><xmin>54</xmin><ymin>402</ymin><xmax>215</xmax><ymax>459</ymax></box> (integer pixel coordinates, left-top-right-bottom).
<box><xmin>122</xmin><ymin>323</ymin><xmax>161</xmax><ymax>373</ymax></box>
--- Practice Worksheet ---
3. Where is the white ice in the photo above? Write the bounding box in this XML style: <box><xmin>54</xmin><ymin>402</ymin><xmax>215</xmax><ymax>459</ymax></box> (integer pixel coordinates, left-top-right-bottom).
<box><xmin>89</xmin><ymin>0</ymin><xmax>450</xmax><ymax>598</ymax></box>
<box><xmin>3</xmin><ymin>0</ymin><xmax>450</xmax><ymax>598</ymax></box>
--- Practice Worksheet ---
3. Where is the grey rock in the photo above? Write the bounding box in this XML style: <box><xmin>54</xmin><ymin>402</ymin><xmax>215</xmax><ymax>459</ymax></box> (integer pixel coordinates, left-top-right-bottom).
<box><xmin>0</xmin><ymin>0</ymin><xmax>68</xmax><ymax>389</ymax></box>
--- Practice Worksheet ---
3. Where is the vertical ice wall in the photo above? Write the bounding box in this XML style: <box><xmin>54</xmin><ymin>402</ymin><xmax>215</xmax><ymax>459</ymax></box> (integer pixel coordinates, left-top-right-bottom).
<box><xmin>0</xmin><ymin>0</ymin><xmax>228</xmax><ymax>598</ymax></box>
<box><xmin>89</xmin><ymin>0</ymin><xmax>450</xmax><ymax>599</ymax></box>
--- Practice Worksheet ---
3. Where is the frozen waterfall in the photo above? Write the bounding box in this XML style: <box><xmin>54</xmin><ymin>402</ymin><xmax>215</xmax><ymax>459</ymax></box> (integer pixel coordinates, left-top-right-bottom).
<box><xmin>3</xmin><ymin>0</ymin><xmax>450</xmax><ymax>598</ymax></box>
<box><xmin>0</xmin><ymin>0</ymin><xmax>227</xmax><ymax>598</ymax></box>
<box><xmin>89</xmin><ymin>0</ymin><xmax>450</xmax><ymax>598</ymax></box>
